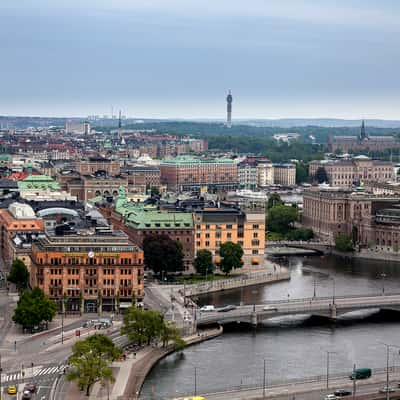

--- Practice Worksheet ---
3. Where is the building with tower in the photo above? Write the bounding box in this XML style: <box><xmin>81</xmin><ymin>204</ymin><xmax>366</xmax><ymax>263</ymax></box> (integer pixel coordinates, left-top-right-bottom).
<box><xmin>226</xmin><ymin>90</ymin><xmax>233</xmax><ymax>128</ymax></box>
<box><xmin>329</xmin><ymin>120</ymin><xmax>400</xmax><ymax>152</ymax></box>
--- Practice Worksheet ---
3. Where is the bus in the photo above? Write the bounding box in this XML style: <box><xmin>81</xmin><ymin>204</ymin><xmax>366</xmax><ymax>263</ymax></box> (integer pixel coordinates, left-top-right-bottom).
<box><xmin>349</xmin><ymin>368</ymin><xmax>371</xmax><ymax>380</ymax></box>
<box><xmin>172</xmin><ymin>397</ymin><xmax>206</xmax><ymax>400</ymax></box>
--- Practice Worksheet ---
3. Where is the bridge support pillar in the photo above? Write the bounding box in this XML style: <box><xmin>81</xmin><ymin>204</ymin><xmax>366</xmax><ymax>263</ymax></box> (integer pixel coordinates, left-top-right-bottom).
<box><xmin>251</xmin><ymin>312</ymin><xmax>258</xmax><ymax>327</ymax></box>
<box><xmin>330</xmin><ymin>304</ymin><xmax>337</xmax><ymax>319</ymax></box>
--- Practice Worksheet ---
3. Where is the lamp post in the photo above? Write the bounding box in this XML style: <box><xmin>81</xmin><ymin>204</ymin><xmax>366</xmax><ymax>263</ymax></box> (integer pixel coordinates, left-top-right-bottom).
<box><xmin>381</xmin><ymin>272</ymin><xmax>386</xmax><ymax>295</ymax></box>
<box><xmin>252</xmin><ymin>289</ymin><xmax>258</xmax><ymax>312</ymax></box>
<box><xmin>263</xmin><ymin>359</ymin><xmax>267</xmax><ymax>398</ymax></box>
<box><xmin>194</xmin><ymin>366</ymin><xmax>197</xmax><ymax>396</ymax></box>
<box><xmin>313</xmin><ymin>277</ymin><xmax>316</xmax><ymax>298</ymax></box>
<box><xmin>326</xmin><ymin>351</ymin><xmax>337</xmax><ymax>389</ymax></box>
<box><xmin>378</xmin><ymin>342</ymin><xmax>400</xmax><ymax>400</ymax></box>
<box><xmin>332</xmin><ymin>278</ymin><xmax>336</xmax><ymax>305</ymax></box>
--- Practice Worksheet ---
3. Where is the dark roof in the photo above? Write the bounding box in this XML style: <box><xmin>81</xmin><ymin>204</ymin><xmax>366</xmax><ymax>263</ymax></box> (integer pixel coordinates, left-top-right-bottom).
<box><xmin>0</xmin><ymin>180</ymin><xmax>18</xmax><ymax>189</ymax></box>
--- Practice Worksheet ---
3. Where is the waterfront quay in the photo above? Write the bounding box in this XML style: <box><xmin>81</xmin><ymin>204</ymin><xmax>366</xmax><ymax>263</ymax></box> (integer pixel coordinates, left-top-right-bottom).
<box><xmin>181</xmin><ymin>268</ymin><xmax>290</xmax><ymax>297</ymax></box>
<box><xmin>140</xmin><ymin>255</ymin><xmax>400</xmax><ymax>399</ymax></box>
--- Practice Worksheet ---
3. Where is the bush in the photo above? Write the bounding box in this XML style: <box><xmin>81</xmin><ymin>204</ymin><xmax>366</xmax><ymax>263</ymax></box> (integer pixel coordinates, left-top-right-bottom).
<box><xmin>285</xmin><ymin>228</ymin><xmax>314</xmax><ymax>241</ymax></box>
<box><xmin>335</xmin><ymin>234</ymin><xmax>354</xmax><ymax>252</ymax></box>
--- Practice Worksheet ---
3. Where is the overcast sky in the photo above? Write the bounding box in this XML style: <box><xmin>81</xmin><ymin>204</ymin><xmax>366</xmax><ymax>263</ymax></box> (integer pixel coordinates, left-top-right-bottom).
<box><xmin>1</xmin><ymin>0</ymin><xmax>400</xmax><ymax>119</ymax></box>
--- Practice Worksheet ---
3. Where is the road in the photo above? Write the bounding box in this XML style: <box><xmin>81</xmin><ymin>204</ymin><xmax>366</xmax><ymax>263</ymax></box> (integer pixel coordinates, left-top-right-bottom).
<box><xmin>199</xmin><ymin>370</ymin><xmax>400</xmax><ymax>400</ymax></box>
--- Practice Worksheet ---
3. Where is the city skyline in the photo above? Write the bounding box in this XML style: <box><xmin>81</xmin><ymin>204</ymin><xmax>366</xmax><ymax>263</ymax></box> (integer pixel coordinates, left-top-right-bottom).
<box><xmin>2</xmin><ymin>1</ymin><xmax>400</xmax><ymax>119</ymax></box>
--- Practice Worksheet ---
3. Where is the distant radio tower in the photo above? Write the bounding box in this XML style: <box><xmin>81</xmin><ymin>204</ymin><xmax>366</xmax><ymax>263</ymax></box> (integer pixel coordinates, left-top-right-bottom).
<box><xmin>226</xmin><ymin>90</ymin><xmax>233</xmax><ymax>128</ymax></box>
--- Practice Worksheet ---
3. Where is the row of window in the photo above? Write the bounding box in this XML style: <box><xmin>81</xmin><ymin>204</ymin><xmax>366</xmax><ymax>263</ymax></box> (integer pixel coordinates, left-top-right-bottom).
<box><xmin>38</xmin><ymin>257</ymin><xmax>140</xmax><ymax>265</ymax></box>
<box><xmin>196</xmin><ymin>240</ymin><xmax>260</xmax><ymax>247</ymax></box>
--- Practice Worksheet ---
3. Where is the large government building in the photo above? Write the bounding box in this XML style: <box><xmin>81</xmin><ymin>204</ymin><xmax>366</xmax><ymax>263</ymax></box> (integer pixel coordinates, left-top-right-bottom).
<box><xmin>309</xmin><ymin>156</ymin><xmax>394</xmax><ymax>187</ymax></box>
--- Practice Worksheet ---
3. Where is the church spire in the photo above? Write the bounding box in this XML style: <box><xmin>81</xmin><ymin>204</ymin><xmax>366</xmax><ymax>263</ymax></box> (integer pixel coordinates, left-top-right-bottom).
<box><xmin>360</xmin><ymin>120</ymin><xmax>367</xmax><ymax>140</ymax></box>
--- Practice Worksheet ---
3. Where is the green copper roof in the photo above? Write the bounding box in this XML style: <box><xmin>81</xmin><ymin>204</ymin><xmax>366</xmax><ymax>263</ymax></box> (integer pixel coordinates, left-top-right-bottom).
<box><xmin>0</xmin><ymin>154</ymin><xmax>11</xmax><ymax>161</ymax></box>
<box><xmin>18</xmin><ymin>175</ymin><xmax>60</xmax><ymax>191</ymax></box>
<box><xmin>115</xmin><ymin>195</ymin><xmax>193</xmax><ymax>229</ymax></box>
<box><xmin>161</xmin><ymin>156</ymin><xmax>235</xmax><ymax>165</ymax></box>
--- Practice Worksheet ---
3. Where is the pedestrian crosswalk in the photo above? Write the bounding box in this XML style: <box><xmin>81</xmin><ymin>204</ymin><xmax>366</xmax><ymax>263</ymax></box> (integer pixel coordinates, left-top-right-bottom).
<box><xmin>1</xmin><ymin>365</ymin><xmax>65</xmax><ymax>383</ymax></box>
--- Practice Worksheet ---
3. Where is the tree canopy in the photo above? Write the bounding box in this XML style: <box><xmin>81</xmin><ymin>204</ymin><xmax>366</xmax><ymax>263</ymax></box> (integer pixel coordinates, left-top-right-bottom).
<box><xmin>121</xmin><ymin>307</ymin><xmax>184</xmax><ymax>350</ymax></box>
<box><xmin>142</xmin><ymin>234</ymin><xmax>184</xmax><ymax>277</ymax></box>
<box><xmin>67</xmin><ymin>334</ymin><xmax>122</xmax><ymax>396</ymax></box>
<box><xmin>8</xmin><ymin>259</ymin><xmax>29</xmax><ymax>291</ymax></box>
<box><xmin>219</xmin><ymin>242</ymin><xmax>243</xmax><ymax>275</ymax></box>
<box><xmin>13</xmin><ymin>287</ymin><xmax>57</xmax><ymax>330</ymax></box>
<box><xmin>315</xmin><ymin>166</ymin><xmax>329</xmax><ymax>184</ymax></box>
<box><xmin>335</xmin><ymin>234</ymin><xmax>354</xmax><ymax>252</ymax></box>
<box><xmin>266</xmin><ymin>205</ymin><xmax>298</xmax><ymax>234</ymax></box>
<box><xmin>296</xmin><ymin>162</ymin><xmax>309</xmax><ymax>184</ymax></box>
<box><xmin>267</xmin><ymin>193</ymin><xmax>284</xmax><ymax>209</ymax></box>
<box><xmin>194</xmin><ymin>249</ymin><xmax>215</xmax><ymax>276</ymax></box>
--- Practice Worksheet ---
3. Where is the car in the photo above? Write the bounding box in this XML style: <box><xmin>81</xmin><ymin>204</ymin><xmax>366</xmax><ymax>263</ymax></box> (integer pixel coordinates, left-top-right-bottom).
<box><xmin>22</xmin><ymin>390</ymin><xmax>32</xmax><ymax>400</ymax></box>
<box><xmin>218</xmin><ymin>305</ymin><xmax>237</xmax><ymax>312</ymax></box>
<box><xmin>24</xmin><ymin>383</ymin><xmax>37</xmax><ymax>393</ymax></box>
<box><xmin>7</xmin><ymin>385</ymin><xmax>17</xmax><ymax>395</ymax></box>
<box><xmin>334</xmin><ymin>389</ymin><xmax>352</xmax><ymax>397</ymax></box>
<box><xmin>379</xmin><ymin>386</ymin><xmax>395</xmax><ymax>393</ymax></box>
<box><xmin>263</xmin><ymin>305</ymin><xmax>278</xmax><ymax>311</ymax></box>
<box><xmin>324</xmin><ymin>395</ymin><xmax>338</xmax><ymax>400</ymax></box>
<box><xmin>200</xmin><ymin>305</ymin><xmax>215</xmax><ymax>312</ymax></box>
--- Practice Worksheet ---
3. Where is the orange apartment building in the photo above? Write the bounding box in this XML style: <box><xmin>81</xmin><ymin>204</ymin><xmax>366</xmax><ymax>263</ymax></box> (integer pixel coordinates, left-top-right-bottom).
<box><xmin>31</xmin><ymin>231</ymin><xmax>144</xmax><ymax>313</ymax></box>
<box><xmin>0</xmin><ymin>203</ymin><xmax>44</xmax><ymax>269</ymax></box>
<box><xmin>194</xmin><ymin>206</ymin><xmax>265</xmax><ymax>267</ymax></box>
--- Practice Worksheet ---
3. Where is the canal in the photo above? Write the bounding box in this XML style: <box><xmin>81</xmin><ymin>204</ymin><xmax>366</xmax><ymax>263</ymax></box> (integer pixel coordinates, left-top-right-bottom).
<box><xmin>140</xmin><ymin>255</ymin><xmax>400</xmax><ymax>399</ymax></box>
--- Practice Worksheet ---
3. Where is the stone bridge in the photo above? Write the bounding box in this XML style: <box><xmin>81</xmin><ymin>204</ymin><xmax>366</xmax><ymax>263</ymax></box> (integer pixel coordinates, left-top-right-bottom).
<box><xmin>265</xmin><ymin>240</ymin><xmax>332</xmax><ymax>256</ymax></box>
<box><xmin>197</xmin><ymin>293</ymin><xmax>400</xmax><ymax>327</ymax></box>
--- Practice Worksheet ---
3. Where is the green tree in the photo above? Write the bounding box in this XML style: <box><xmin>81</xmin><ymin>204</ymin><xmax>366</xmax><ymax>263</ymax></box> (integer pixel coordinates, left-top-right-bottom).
<box><xmin>121</xmin><ymin>307</ymin><xmax>184</xmax><ymax>349</ymax></box>
<box><xmin>150</xmin><ymin>186</ymin><xmax>160</xmax><ymax>196</ymax></box>
<box><xmin>285</xmin><ymin>228</ymin><xmax>314</xmax><ymax>241</ymax></box>
<box><xmin>8</xmin><ymin>259</ymin><xmax>29</xmax><ymax>291</ymax></box>
<box><xmin>267</xmin><ymin>193</ymin><xmax>284</xmax><ymax>209</ymax></box>
<box><xmin>67</xmin><ymin>334</ymin><xmax>122</xmax><ymax>396</ymax></box>
<box><xmin>194</xmin><ymin>249</ymin><xmax>215</xmax><ymax>276</ymax></box>
<box><xmin>266</xmin><ymin>205</ymin><xmax>298</xmax><ymax>234</ymax></box>
<box><xmin>143</xmin><ymin>234</ymin><xmax>184</xmax><ymax>277</ymax></box>
<box><xmin>13</xmin><ymin>287</ymin><xmax>57</xmax><ymax>330</ymax></box>
<box><xmin>295</xmin><ymin>162</ymin><xmax>309</xmax><ymax>184</ymax></box>
<box><xmin>315</xmin><ymin>166</ymin><xmax>329</xmax><ymax>184</ymax></box>
<box><xmin>335</xmin><ymin>234</ymin><xmax>354</xmax><ymax>252</ymax></box>
<box><xmin>121</xmin><ymin>307</ymin><xmax>164</xmax><ymax>346</ymax></box>
<box><xmin>219</xmin><ymin>242</ymin><xmax>243</xmax><ymax>275</ymax></box>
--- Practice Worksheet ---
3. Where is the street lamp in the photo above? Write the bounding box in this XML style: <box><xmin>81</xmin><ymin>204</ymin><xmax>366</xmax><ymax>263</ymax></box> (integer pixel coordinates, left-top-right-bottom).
<box><xmin>252</xmin><ymin>289</ymin><xmax>258</xmax><ymax>312</ymax></box>
<box><xmin>381</xmin><ymin>272</ymin><xmax>386</xmax><ymax>295</ymax></box>
<box><xmin>263</xmin><ymin>359</ymin><xmax>267</xmax><ymax>398</ymax></box>
<box><xmin>313</xmin><ymin>276</ymin><xmax>316</xmax><ymax>298</ymax></box>
<box><xmin>194</xmin><ymin>366</ymin><xmax>197</xmax><ymax>396</ymax></box>
<box><xmin>326</xmin><ymin>351</ymin><xmax>337</xmax><ymax>389</ymax></box>
<box><xmin>378</xmin><ymin>342</ymin><xmax>400</xmax><ymax>400</ymax></box>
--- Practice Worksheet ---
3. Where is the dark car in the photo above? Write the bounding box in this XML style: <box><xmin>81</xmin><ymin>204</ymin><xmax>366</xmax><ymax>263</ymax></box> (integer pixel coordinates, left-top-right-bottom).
<box><xmin>24</xmin><ymin>383</ymin><xmax>37</xmax><ymax>393</ymax></box>
<box><xmin>334</xmin><ymin>389</ymin><xmax>352</xmax><ymax>397</ymax></box>
<box><xmin>218</xmin><ymin>305</ymin><xmax>237</xmax><ymax>312</ymax></box>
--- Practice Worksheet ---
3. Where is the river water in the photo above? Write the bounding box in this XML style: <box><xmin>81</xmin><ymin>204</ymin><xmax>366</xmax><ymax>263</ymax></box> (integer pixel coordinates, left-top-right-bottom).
<box><xmin>140</xmin><ymin>255</ymin><xmax>400</xmax><ymax>399</ymax></box>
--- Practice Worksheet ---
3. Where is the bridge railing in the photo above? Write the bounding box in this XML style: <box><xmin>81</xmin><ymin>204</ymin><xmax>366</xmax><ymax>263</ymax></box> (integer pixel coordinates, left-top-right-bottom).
<box><xmin>261</xmin><ymin>291</ymin><xmax>400</xmax><ymax>305</ymax></box>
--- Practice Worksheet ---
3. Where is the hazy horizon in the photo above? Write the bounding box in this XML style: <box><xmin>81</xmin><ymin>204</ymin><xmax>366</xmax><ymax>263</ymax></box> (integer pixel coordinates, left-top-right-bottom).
<box><xmin>2</xmin><ymin>1</ymin><xmax>400</xmax><ymax>119</ymax></box>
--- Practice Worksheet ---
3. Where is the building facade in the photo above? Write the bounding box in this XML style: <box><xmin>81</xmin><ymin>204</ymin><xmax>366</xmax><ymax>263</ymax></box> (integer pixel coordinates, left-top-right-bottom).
<box><xmin>273</xmin><ymin>164</ymin><xmax>296</xmax><ymax>186</ymax></box>
<box><xmin>160</xmin><ymin>156</ymin><xmax>238</xmax><ymax>192</ymax></box>
<box><xmin>30</xmin><ymin>231</ymin><xmax>144</xmax><ymax>313</ymax></box>
<box><xmin>76</xmin><ymin>158</ymin><xmax>121</xmax><ymax>176</ymax></box>
<box><xmin>309</xmin><ymin>157</ymin><xmax>394</xmax><ymax>187</ymax></box>
<box><xmin>194</xmin><ymin>205</ymin><xmax>265</xmax><ymax>267</ymax></box>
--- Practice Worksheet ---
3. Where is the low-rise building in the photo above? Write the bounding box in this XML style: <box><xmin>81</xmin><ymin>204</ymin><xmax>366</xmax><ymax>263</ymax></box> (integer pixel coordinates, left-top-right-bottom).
<box><xmin>194</xmin><ymin>205</ymin><xmax>265</xmax><ymax>267</ymax></box>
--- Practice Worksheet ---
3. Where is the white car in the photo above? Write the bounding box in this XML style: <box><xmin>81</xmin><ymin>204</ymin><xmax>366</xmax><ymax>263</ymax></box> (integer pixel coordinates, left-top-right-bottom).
<box><xmin>324</xmin><ymin>395</ymin><xmax>338</xmax><ymax>400</ymax></box>
<box><xmin>263</xmin><ymin>305</ymin><xmax>278</xmax><ymax>311</ymax></box>
<box><xmin>200</xmin><ymin>305</ymin><xmax>215</xmax><ymax>312</ymax></box>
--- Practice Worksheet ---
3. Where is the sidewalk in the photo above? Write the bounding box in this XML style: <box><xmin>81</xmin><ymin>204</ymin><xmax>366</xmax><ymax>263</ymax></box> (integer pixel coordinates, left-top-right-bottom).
<box><xmin>63</xmin><ymin>327</ymin><xmax>223</xmax><ymax>400</ymax></box>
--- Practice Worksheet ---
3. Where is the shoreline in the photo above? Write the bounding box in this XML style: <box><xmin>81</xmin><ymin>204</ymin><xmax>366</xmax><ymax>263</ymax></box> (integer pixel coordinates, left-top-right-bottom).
<box><xmin>123</xmin><ymin>326</ymin><xmax>223</xmax><ymax>400</ymax></box>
